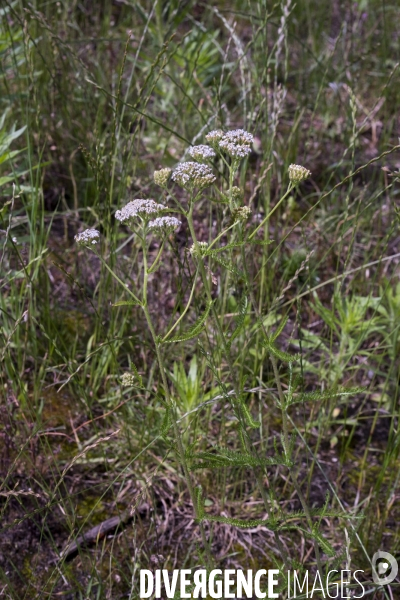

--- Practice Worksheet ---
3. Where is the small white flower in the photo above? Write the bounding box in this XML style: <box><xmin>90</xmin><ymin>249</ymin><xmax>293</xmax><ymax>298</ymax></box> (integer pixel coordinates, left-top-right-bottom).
<box><xmin>218</xmin><ymin>141</ymin><xmax>252</xmax><ymax>158</ymax></box>
<box><xmin>115</xmin><ymin>199</ymin><xmax>166</xmax><ymax>226</ymax></box>
<box><xmin>121</xmin><ymin>372</ymin><xmax>137</xmax><ymax>387</ymax></box>
<box><xmin>148</xmin><ymin>216</ymin><xmax>181</xmax><ymax>236</ymax></box>
<box><xmin>219</xmin><ymin>129</ymin><xmax>253</xmax><ymax>159</ymax></box>
<box><xmin>205</xmin><ymin>129</ymin><xmax>225</xmax><ymax>146</ymax></box>
<box><xmin>189</xmin><ymin>145</ymin><xmax>216</xmax><ymax>163</ymax></box>
<box><xmin>288</xmin><ymin>164</ymin><xmax>311</xmax><ymax>185</ymax></box>
<box><xmin>189</xmin><ymin>241</ymin><xmax>209</xmax><ymax>256</ymax></box>
<box><xmin>221</xmin><ymin>129</ymin><xmax>254</xmax><ymax>145</ymax></box>
<box><xmin>231</xmin><ymin>206</ymin><xmax>252</xmax><ymax>222</ymax></box>
<box><xmin>75</xmin><ymin>228</ymin><xmax>100</xmax><ymax>247</ymax></box>
<box><xmin>172</xmin><ymin>162</ymin><xmax>216</xmax><ymax>191</ymax></box>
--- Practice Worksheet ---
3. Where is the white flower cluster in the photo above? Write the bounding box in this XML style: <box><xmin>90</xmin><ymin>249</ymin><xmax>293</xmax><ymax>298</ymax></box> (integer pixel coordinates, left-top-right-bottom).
<box><xmin>232</xmin><ymin>206</ymin><xmax>252</xmax><ymax>222</ymax></box>
<box><xmin>205</xmin><ymin>129</ymin><xmax>224</xmax><ymax>146</ymax></box>
<box><xmin>154</xmin><ymin>168</ymin><xmax>172</xmax><ymax>188</ymax></box>
<box><xmin>172</xmin><ymin>162</ymin><xmax>216</xmax><ymax>191</ymax></box>
<box><xmin>75</xmin><ymin>228</ymin><xmax>100</xmax><ymax>247</ymax></box>
<box><xmin>288</xmin><ymin>164</ymin><xmax>311</xmax><ymax>185</ymax></box>
<box><xmin>121</xmin><ymin>372</ymin><xmax>137</xmax><ymax>387</ymax></box>
<box><xmin>189</xmin><ymin>144</ymin><xmax>216</xmax><ymax>163</ymax></box>
<box><xmin>115</xmin><ymin>199</ymin><xmax>166</xmax><ymax>225</ymax></box>
<box><xmin>148</xmin><ymin>216</ymin><xmax>181</xmax><ymax>236</ymax></box>
<box><xmin>218</xmin><ymin>129</ymin><xmax>254</xmax><ymax>159</ymax></box>
<box><xmin>189</xmin><ymin>241</ymin><xmax>209</xmax><ymax>256</ymax></box>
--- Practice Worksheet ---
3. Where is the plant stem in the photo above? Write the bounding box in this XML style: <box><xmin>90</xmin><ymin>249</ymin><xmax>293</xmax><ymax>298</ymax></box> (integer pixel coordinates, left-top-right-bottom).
<box><xmin>141</xmin><ymin>236</ymin><xmax>214</xmax><ymax>569</ymax></box>
<box><xmin>248</xmin><ymin>184</ymin><xmax>293</xmax><ymax>241</ymax></box>
<box><xmin>186</xmin><ymin>201</ymin><xmax>290</xmax><ymax>570</ymax></box>
<box><xmin>270</xmin><ymin>354</ymin><xmax>323</xmax><ymax>575</ymax></box>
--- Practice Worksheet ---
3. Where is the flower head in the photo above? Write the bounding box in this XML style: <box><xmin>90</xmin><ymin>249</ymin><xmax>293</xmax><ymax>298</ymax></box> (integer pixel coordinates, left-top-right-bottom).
<box><xmin>205</xmin><ymin>129</ymin><xmax>225</xmax><ymax>147</ymax></box>
<box><xmin>189</xmin><ymin>241</ymin><xmax>209</xmax><ymax>257</ymax></box>
<box><xmin>219</xmin><ymin>129</ymin><xmax>253</xmax><ymax>159</ymax></box>
<box><xmin>172</xmin><ymin>162</ymin><xmax>216</xmax><ymax>191</ymax></box>
<box><xmin>154</xmin><ymin>168</ymin><xmax>172</xmax><ymax>188</ymax></box>
<box><xmin>115</xmin><ymin>199</ymin><xmax>166</xmax><ymax>227</ymax></box>
<box><xmin>148</xmin><ymin>216</ymin><xmax>181</xmax><ymax>237</ymax></box>
<box><xmin>231</xmin><ymin>206</ymin><xmax>252</xmax><ymax>223</ymax></box>
<box><xmin>121</xmin><ymin>372</ymin><xmax>137</xmax><ymax>387</ymax></box>
<box><xmin>231</xmin><ymin>186</ymin><xmax>244</xmax><ymax>202</ymax></box>
<box><xmin>75</xmin><ymin>228</ymin><xmax>100</xmax><ymax>247</ymax></box>
<box><xmin>221</xmin><ymin>129</ymin><xmax>254</xmax><ymax>146</ymax></box>
<box><xmin>189</xmin><ymin>144</ymin><xmax>216</xmax><ymax>163</ymax></box>
<box><xmin>288</xmin><ymin>164</ymin><xmax>311</xmax><ymax>185</ymax></box>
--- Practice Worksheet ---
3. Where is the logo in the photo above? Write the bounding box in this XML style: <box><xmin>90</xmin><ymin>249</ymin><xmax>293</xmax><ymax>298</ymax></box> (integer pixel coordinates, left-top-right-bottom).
<box><xmin>372</xmin><ymin>550</ymin><xmax>398</xmax><ymax>585</ymax></box>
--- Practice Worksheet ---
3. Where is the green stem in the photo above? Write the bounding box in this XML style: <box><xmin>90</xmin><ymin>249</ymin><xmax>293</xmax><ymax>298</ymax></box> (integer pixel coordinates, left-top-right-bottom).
<box><xmin>270</xmin><ymin>353</ymin><xmax>322</xmax><ymax>575</ymax></box>
<box><xmin>95</xmin><ymin>251</ymin><xmax>142</xmax><ymax>305</ymax></box>
<box><xmin>140</xmin><ymin>236</ymin><xmax>214</xmax><ymax>569</ymax></box>
<box><xmin>187</xmin><ymin>201</ymin><xmax>290</xmax><ymax>570</ymax></box>
<box><xmin>248</xmin><ymin>184</ymin><xmax>293</xmax><ymax>241</ymax></box>
<box><xmin>147</xmin><ymin>239</ymin><xmax>165</xmax><ymax>274</ymax></box>
<box><xmin>162</xmin><ymin>265</ymin><xmax>200</xmax><ymax>342</ymax></box>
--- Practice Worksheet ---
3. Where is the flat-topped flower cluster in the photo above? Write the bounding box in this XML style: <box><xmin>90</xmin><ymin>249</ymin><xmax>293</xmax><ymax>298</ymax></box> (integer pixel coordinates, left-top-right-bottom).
<box><xmin>75</xmin><ymin>228</ymin><xmax>100</xmax><ymax>247</ymax></box>
<box><xmin>148</xmin><ymin>216</ymin><xmax>181</xmax><ymax>236</ymax></box>
<box><xmin>115</xmin><ymin>199</ymin><xmax>166</xmax><ymax>224</ymax></box>
<box><xmin>171</xmin><ymin>161</ymin><xmax>216</xmax><ymax>191</ymax></box>
<box><xmin>206</xmin><ymin>128</ymin><xmax>254</xmax><ymax>159</ymax></box>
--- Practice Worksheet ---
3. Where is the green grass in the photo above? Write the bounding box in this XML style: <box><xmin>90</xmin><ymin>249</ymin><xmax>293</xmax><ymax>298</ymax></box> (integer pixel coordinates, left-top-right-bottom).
<box><xmin>1</xmin><ymin>0</ymin><xmax>400</xmax><ymax>598</ymax></box>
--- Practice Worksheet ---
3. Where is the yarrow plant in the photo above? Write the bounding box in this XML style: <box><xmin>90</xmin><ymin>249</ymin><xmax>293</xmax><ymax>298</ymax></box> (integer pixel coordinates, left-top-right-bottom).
<box><xmin>76</xmin><ymin>127</ymin><xmax>357</xmax><ymax>585</ymax></box>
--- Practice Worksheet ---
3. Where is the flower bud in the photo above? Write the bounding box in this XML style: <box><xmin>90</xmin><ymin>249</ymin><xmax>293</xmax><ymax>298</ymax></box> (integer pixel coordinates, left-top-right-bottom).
<box><xmin>288</xmin><ymin>164</ymin><xmax>311</xmax><ymax>185</ymax></box>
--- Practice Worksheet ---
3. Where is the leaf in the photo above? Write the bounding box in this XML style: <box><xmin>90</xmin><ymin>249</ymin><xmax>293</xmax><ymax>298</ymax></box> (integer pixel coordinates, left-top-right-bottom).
<box><xmin>0</xmin><ymin>175</ymin><xmax>14</xmax><ymax>187</ymax></box>
<box><xmin>270</xmin><ymin>315</ymin><xmax>289</xmax><ymax>343</ymax></box>
<box><xmin>241</xmin><ymin>401</ymin><xmax>260</xmax><ymax>429</ymax></box>
<box><xmin>130</xmin><ymin>362</ymin><xmax>143</xmax><ymax>388</ymax></box>
<box><xmin>213</xmin><ymin>256</ymin><xmax>242</xmax><ymax>275</ymax></box>
<box><xmin>204</xmin><ymin>242</ymin><xmax>245</xmax><ymax>255</ymax></box>
<box><xmin>287</xmin><ymin>386</ymin><xmax>364</xmax><ymax>406</ymax></box>
<box><xmin>228</xmin><ymin>296</ymin><xmax>248</xmax><ymax>347</ymax></box>
<box><xmin>161</xmin><ymin>407</ymin><xmax>172</xmax><ymax>438</ymax></box>
<box><xmin>162</xmin><ymin>301</ymin><xmax>212</xmax><ymax>343</ymax></box>
<box><xmin>112</xmin><ymin>299</ymin><xmax>142</xmax><ymax>307</ymax></box>
<box><xmin>199</xmin><ymin>514</ymin><xmax>277</xmax><ymax>529</ymax></box>
<box><xmin>190</xmin><ymin>447</ymin><xmax>289</xmax><ymax>470</ymax></box>
<box><xmin>264</xmin><ymin>340</ymin><xmax>300</xmax><ymax>363</ymax></box>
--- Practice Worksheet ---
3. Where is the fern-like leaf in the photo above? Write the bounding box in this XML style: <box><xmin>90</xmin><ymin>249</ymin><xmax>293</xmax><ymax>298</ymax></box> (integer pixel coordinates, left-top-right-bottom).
<box><xmin>200</xmin><ymin>514</ymin><xmax>277</xmax><ymax>529</ymax></box>
<box><xmin>204</xmin><ymin>242</ymin><xmax>245</xmax><ymax>255</ymax></box>
<box><xmin>241</xmin><ymin>401</ymin><xmax>260</xmax><ymax>428</ymax></box>
<box><xmin>264</xmin><ymin>340</ymin><xmax>300</xmax><ymax>363</ymax></box>
<box><xmin>228</xmin><ymin>296</ymin><xmax>248</xmax><ymax>348</ymax></box>
<box><xmin>112</xmin><ymin>299</ymin><xmax>142</xmax><ymax>307</ymax></box>
<box><xmin>270</xmin><ymin>315</ymin><xmax>288</xmax><ymax>343</ymax></box>
<box><xmin>190</xmin><ymin>447</ymin><xmax>289</xmax><ymax>470</ymax></box>
<box><xmin>287</xmin><ymin>386</ymin><xmax>364</xmax><ymax>406</ymax></box>
<box><xmin>161</xmin><ymin>407</ymin><xmax>172</xmax><ymax>438</ymax></box>
<box><xmin>162</xmin><ymin>301</ymin><xmax>212</xmax><ymax>343</ymax></box>
<box><xmin>212</xmin><ymin>256</ymin><xmax>242</xmax><ymax>275</ymax></box>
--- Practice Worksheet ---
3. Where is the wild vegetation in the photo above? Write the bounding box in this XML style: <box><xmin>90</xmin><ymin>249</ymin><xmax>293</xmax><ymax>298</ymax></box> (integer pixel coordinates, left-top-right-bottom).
<box><xmin>1</xmin><ymin>0</ymin><xmax>400</xmax><ymax>598</ymax></box>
